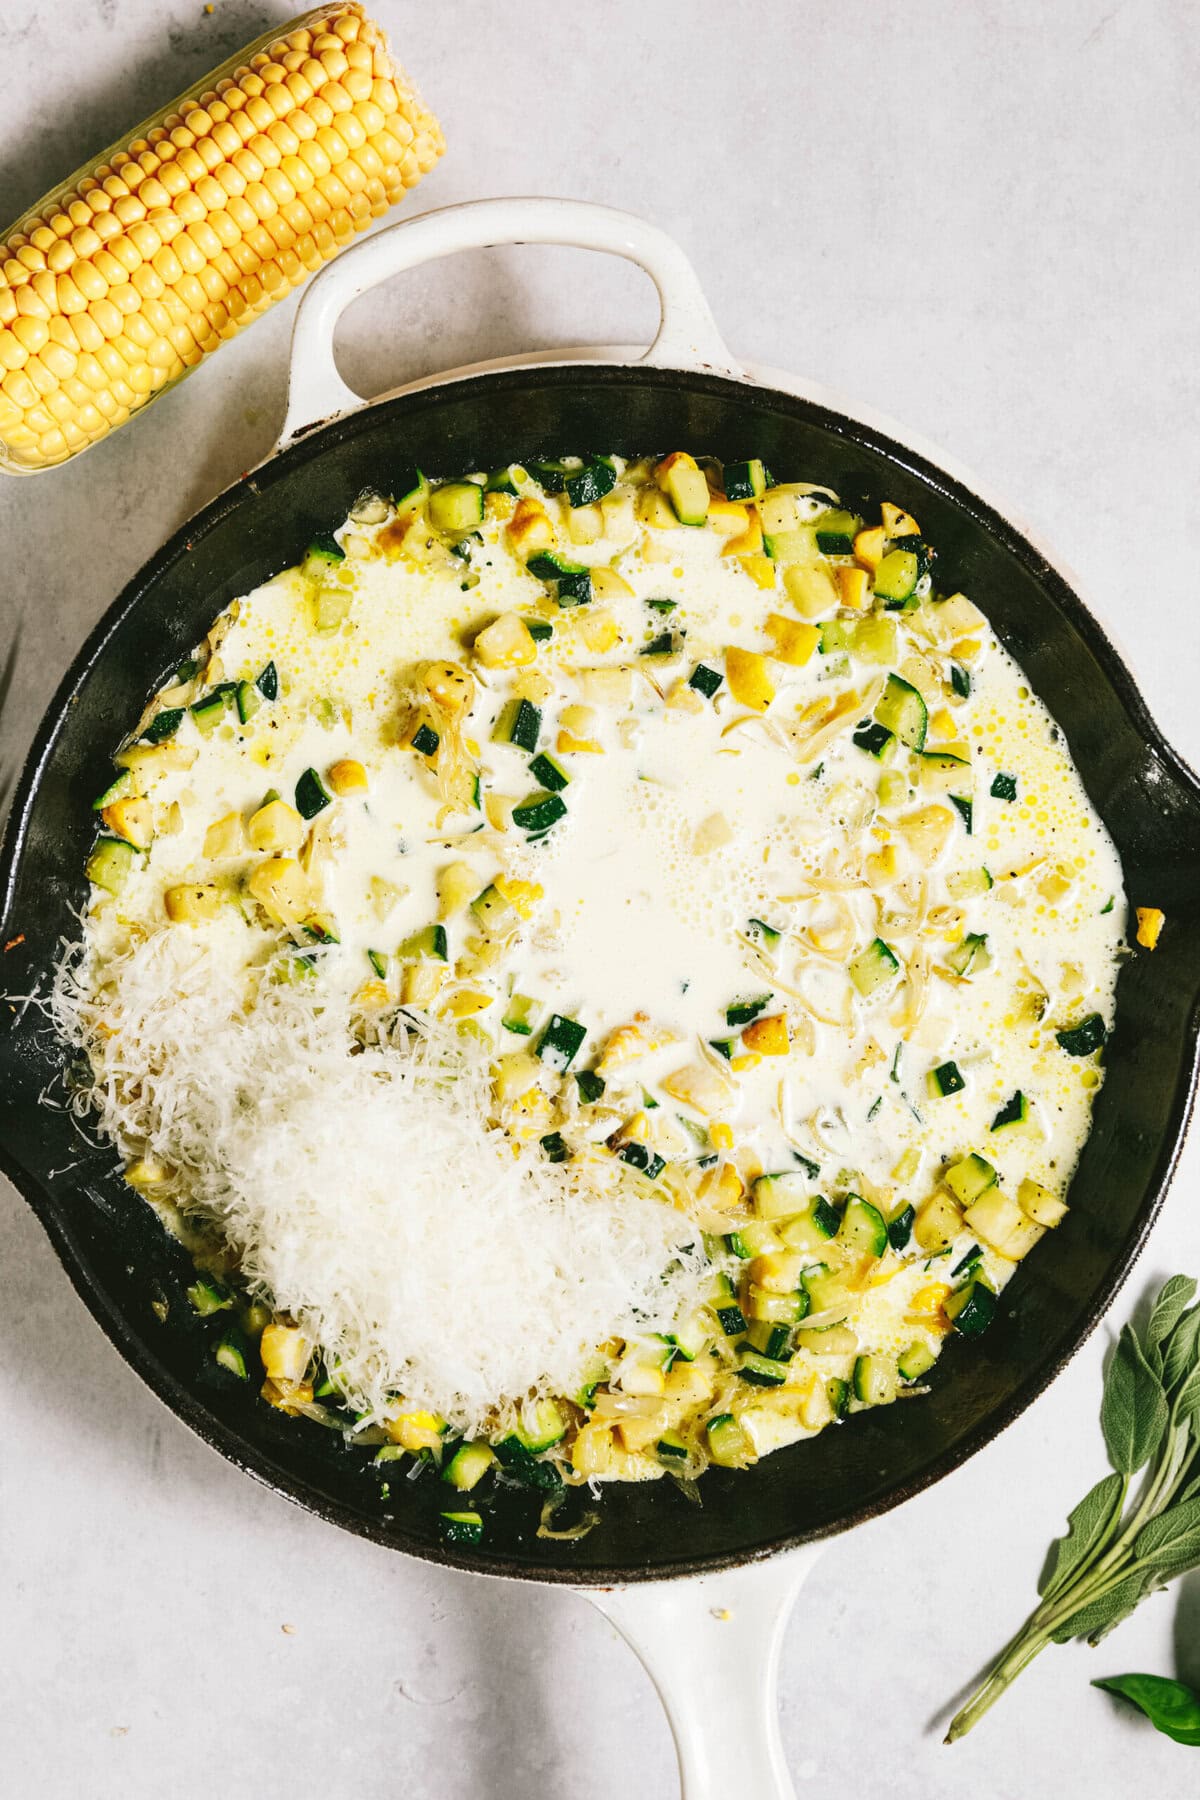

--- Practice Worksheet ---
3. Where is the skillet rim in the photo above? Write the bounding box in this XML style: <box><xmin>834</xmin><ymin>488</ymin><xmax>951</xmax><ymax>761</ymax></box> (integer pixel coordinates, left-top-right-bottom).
<box><xmin>3</xmin><ymin>359</ymin><xmax>1199</xmax><ymax>1586</ymax></box>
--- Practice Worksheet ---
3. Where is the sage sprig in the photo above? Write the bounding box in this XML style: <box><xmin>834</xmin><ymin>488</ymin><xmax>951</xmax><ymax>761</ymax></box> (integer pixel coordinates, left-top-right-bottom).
<box><xmin>946</xmin><ymin>1274</ymin><xmax>1200</xmax><ymax>1741</ymax></box>
<box><xmin>1093</xmin><ymin>1673</ymin><xmax>1200</xmax><ymax>1746</ymax></box>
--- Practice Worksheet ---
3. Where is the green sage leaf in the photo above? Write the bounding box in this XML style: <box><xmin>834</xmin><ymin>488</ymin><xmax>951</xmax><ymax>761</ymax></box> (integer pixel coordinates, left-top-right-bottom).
<box><xmin>1049</xmin><ymin>1570</ymin><xmax>1148</xmax><ymax>1644</ymax></box>
<box><xmin>1145</xmin><ymin>1276</ymin><xmax>1198</xmax><ymax>1374</ymax></box>
<box><xmin>1102</xmin><ymin>1324</ymin><xmax>1169</xmax><ymax>1474</ymax></box>
<box><xmin>1093</xmin><ymin>1672</ymin><xmax>1200</xmax><ymax>1745</ymax></box>
<box><xmin>1038</xmin><ymin>1471</ymin><xmax>1125</xmax><ymax>1598</ymax></box>
<box><xmin>1163</xmin><ymin>1306</ymin><xmax>1200</xmax><ymax>1393</ymax></box>
<box><xmin>1174</xmin><ymin>1361</ymin><xmax>1200</xmax><ymax>1424</ymax></box>
<box><xmin>1133</xmin><ymin>1494</ymin><xmax>1200</xmax><ymax>1569</ymax></box>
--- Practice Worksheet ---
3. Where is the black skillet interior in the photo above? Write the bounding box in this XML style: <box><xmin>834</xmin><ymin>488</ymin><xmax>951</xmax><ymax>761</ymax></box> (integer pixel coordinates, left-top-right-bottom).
<box><xmin>3</xmin><ymin>365</ymin><xmax>1200</xmax><ymax>1584</ymax></box>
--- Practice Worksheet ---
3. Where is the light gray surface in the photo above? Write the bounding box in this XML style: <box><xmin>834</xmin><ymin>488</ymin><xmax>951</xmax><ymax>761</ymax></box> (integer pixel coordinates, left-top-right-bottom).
<box><xmin>2</xmin><ymin>1</ymin><xmax>1199</xmax><ymax>1794</ymax></box>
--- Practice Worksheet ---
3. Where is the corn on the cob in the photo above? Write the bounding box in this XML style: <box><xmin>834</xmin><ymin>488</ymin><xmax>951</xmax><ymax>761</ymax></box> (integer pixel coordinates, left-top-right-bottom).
<box><xmin>0</xmin><ymin>5</ymin><xmax>442</xmax><ymax>473</ymax></box>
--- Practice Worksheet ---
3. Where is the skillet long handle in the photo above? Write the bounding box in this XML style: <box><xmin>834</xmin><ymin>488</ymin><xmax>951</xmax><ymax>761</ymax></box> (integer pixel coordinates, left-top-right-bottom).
<box><xmin>584</xmin><ymin>1546</ymin><xmax>821</xmax><ymax>1799</ymax></box>
<box><xmin>277</xmin><ymin>196</ymin><xmax>740</xmax><ymax>446</ymax></box>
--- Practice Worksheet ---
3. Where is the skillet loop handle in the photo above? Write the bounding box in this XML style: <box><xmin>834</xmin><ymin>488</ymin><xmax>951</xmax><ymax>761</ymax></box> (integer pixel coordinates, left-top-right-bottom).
<box><xmin>584</xmin><ymin>1546</ymin><xmax>820</xmax><ymax>1800</ymax></box>
<box><xmin>278</xmin><ymin>197</ymin><xmax>739</xmax><ymax>447</ymax></box>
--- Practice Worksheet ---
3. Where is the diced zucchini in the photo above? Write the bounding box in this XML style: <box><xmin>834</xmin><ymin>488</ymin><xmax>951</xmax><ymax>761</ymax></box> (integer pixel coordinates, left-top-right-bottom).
<box><xmin>853</xmin><ymin>1355</ymin><xmax>898</xmax><ymax>1407</ymax></box>
<box><xmin>493</xmin><ymin>697</ymin><xmax>542</xmax><ymax>751</ymax></box>
<box><xmin>709</xmin><ymin>1273</ymin><xmax>747</xmax><ymax>1337</ymax></box>
<box><xmin>486</xmin><ymin>464</ymin><xmax>526</xmax><ymax>494</ymax></box>
<box><xmin>303</xmin><ymin>530</ymin><xmax>345</xmax><ymax>569</ymax></box>
<box><xmin>962</xmin><ymin>1185</ymin><xmax>1026</xmax><ymax>1254</ymax></box>
<box><xmin>800</xmin><ymin>1262</ymin><xmax>850</xmax><ymax>1313</ymax></box>
<box><xmin>93</xmin><ymin>770</ymin><xmax>136</xmax><ymax>810</ymax></box>
<box><xmin>429</xmin><ymin>481</ymin><xmax>486</xmax><ymax>535</ymax></box>
<box><xmin>818</xmin><ymin>619</ymin><xmax>850</xmax><ymax>655</ymax></box>
<box><xmin>944</xmin><ymin>1153</ymin><xmax>997</xmax><ymax>1206</ymax></box>
<box><xmin>537</xmin><ymin>1013</ymin><xmax>587</xmax><ymax>1071</ymax></box>
<box><xmin>294</xmin><ymin>767</ymin><xmax>333</xmax><ymax>819</ymax></box>
<box><xmin>398</xmin><ymin>924</ymin><xmax>448</xmax><ymax>961</ymax></box>
<box><xmin>639</xmin><ymin>630</ymin><xmax>677</xmax><ymax>658</ymax></box>
<box><xmin>875</xmin><ymin>674</ymin><xmax>928</xmax><ymax>750</ymax></box>
<box><xmin>886</xmin><ymin>1204</ymin><xmax>915</xmax><ymax>1252</ymax></box>
<box><xmin>837</xmin><ymin>1195</ymin><xmax>888</xmax><ymax>1257</ymax></box>
<box><xmin>727</xmin><ymin>994</ymin><xmax>771</xmax><ymax>1028</ymax></box>
<box><xmin>723</xmin><ymin>459</ymin><xmax>767</xmax><ymax>502</ymax></box>
<box><xmin>314</xmin><ymin>588</ymin><xmax>351</xmax><ymax>633</ymax></box>
<box><xmin>367</xmin><ymin>949</ymin><xmax>389</xmax><ymax>980</ymax></box>
<box><xmin>540</xmin><ymin>1131</ymin><xmax>569</xmax><ymax>1164</ymax></box>
<box><xmin>873</xmin><ymin>548</ymin><xmax>922</xmax><ymax>608</ymax></box>
<box><xmin>746</xmin><ymin>917</ymin><xmax>781</xmax><ymax>948</ymax></box>
<box><xmin>990</xmin><ymin>1091</ymin><xmax>1028</xmax><ymax>1131</ymax></box>
<box><xmin>914</xmin><ymin>1191</ymin><xmax>965</xmax><ymax>1253</ymax></box>
<box><xmin>529</xmin><ymin>459</ymin><xmax>573</xmax><ymax>494</ymax></box>
<box><xmin>814</xmin><ymin>508</ymin><xmax>862</xmax><ymax>555</ymax></box>
<box><xmin>851</xmin><ymin>614</ymin><xmax>900</xmax><ymax>665</ymax></box>
<box><xmin>256</xmin><ymin>662</ymin><xmax>278</xmax><ymax>703</ymax></box>
<box><xmin>946</xmin><ymin>932</ymin><xmax>990</xmax><ymax>978</ymax></box>
<box><xmin>944</xmin><ymin>1277</ymin><xmax>997</xmax><ymax>1337</ymax></box>
<box><xmin>897</xmin><ymin>1340</ymin><xmax>937</xmax><ymax>1382</ymax></box>
<box><xmin>946</xmin><ymin>868</ymin><xmax>993</xmax><ymax>901</ymax></box>
<box><xmin>442</xmin><ymin>1442</ymin><xmax>495</xmax><ymax>1491</ymax></box>
<box><xmin>512</xmin><ymin>791</ymin><xmax>567</xmax><ymax>834</ymax></box>
<box><xmin>852</xmin><ymin>720</ymin><xmax>896</xmax><ymax>761</ymax></box>
<box><xmin>502</xmin><ymin>993</ymin><xmax>539</xmax><ymax>1035</ymax></box>
<box><xmin>214</xmin><ymin>1329</ymin><xmax>250</xmax><ymax>1379</ymax></box>
<box><xmin>952</xmin><ymin>1243</ymin><xmax>985</xmax><ymax>1279</ymax></box>
<box><xmin>689</xmin><ymin>663</ymin><xmax>723</xmax><ymax>698</ymax></box>
<box><xmin>849</xmin><ymin>938</ymin><xmax>900</xmax><ymax>997</ymax></box>
<box><xmin>528</xmin><ymin>751</ymin><xmax>570</xmax><ymax>792</ymax></box>
<box><xmin>1056</xmin><ymin>1013</ymin><xmax>1106</xmax><ymax>1056</ymax></box>
<box><xmin>928</xmin><ymin>1060</ymin><xmax>966</xmax><ymax>1098</ymax></box>
<box><xmin>615</xmin><ymin>1141</ymin><xmax>666</xmax><ymax>1180</ymax></box>
<box><xmin>575</xmin><ymin>1069</ymin><xmax>606</xmax><ymax>1103</ymax></box>
<box><xmin>827</xmin><ymin>1377</ymin><xmax>850</xmax><ymax>1419</ymax></box>
<box><xmin>526</xmin><ymin>551</ymin><xmax>592</xmax><ymax>607</ymax></box>
<box><xmin>661</xmin><ymin>459</ymin><xmax>711</xmax><ymax>526</ymax></box>
<box><xmin>525</xmin><ymin>618</ymin><xmax>554</xmax><ymax>643</ymax></box>
<box><xmin>656</xmin><ymin>1430</ymin><xmax>690</xmax><ymax>1464</ymax></box>
<box><xmin>794</xmin><ymin>1323</ymin><xmax>858</xmax><ymax>1356</ymax></box>
<box><xmin>739</xmin><ymin>1349</ymin><xmax>789</xmax><ymax>1387</ymax></box>
<box><xmin>411</xmin><ymin>722</ymin><xmax>440</xmax><ymax>757</ymax></box>
<box><xmin>778</xmin><ymin>1197</ymin><xmax>841</xmax><ymax>1252</ymax></box>
<box><xmin>990</xmin><ymin>772</ymin><xmax>1018</xmax><ymax>802</ymax></box>
<box><xmin>513</xmin><ymin>1399</ymin><xmax>569</xmax><ymax>1453</ymax></box>
<box><xmin>235</xmin><ymin>680</ymin><xmax>262</xmax><ymax>725</ymax></box>
<box><xmin>1018</xmin><ymin>1177</ymin><xmax>1069</xmax><ymax>1229</ymax></box>
<box><xmin>565</xmin><ymin>458</ymin><xmax>616</xmax><ymax>508</ymax></box>
<box><xmin>86</xmin><ymin>836</ymin><xmax>136</xmax><ymax>895</ymax></box>
<box><xmin>950</xmin><ymin>663</ymin><xmax>971</xmax><ymax>699</ymax></box>
<box><xmin>951</xmin><ymin>795</ymin><xmax>973</xmax><ymax>834</ymax></box>
<box><xmin>190</xmin><ymin>691</ymin><xmax>227</xmax><ymax>733</ymax></box>
<box><xmin>187</xmin><ymin>1275</ymin><xmax>233</xmax><ymax>1316</ymax></box>
<box><xmin>921</xmin><ymin>749</ymin><xmax>971</xmax><ymax>791</ymax></box>
<box><xmin>439</xmin><ymin>1511</ymin><xmax>484</xmax><ymax>1545</ymax></box>
<box><xmin>753</xmin><ymin>1171</ymin><xmax>812</xmax><ymax>1221</ymax></box>
<box><xmin>706</xmin><ymin>1413</ymin><xmax>754</xmax><ymax>1467</ymax></box>
<box><xmin>143</xmin><ymin>707</ymin><xmax>184</xmax><ymax>744</ymax></box>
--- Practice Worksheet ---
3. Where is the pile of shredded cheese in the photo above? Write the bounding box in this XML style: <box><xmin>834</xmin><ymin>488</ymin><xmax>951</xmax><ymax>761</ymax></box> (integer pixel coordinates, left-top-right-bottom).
<box><xmin>52</xmin><ymin>927</ymin><xmax>707</xmax><ymax>1432</ymax></box>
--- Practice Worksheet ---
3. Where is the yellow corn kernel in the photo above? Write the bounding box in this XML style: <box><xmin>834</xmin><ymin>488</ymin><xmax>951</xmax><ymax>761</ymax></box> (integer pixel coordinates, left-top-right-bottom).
<box><xmin>881</xmin><ymin>502</ymin><xmax>920</xmax><ymax>537</ymax></box>
<box><xmin>260</xmin><ymin>1323</ymin><xmax>308</xmax><ymax>1385</ymax></box>
<box><xmin>891</xmin><ymin>1146</ymin><xmax>922</xmax><ymax>1182</ymax></box>
<box><xmin>738</xmin><ymin>552</ymin><xmax>777</xmax><ymax>588</ymax></box>
<box><xmin>494</xmin><ymin>875</ymin><xmax>543</xmax><ymax>919</ymax></box>
<box><xmin>730</xmin><ymin>1051</ymin><xmax>762</xmax><ymax>1073</ymax></box>
<box><xmin>723</xmin><ymin>507</ymin><xmax>765</xmax><ymax>557</ymax></box>
<box><xmin>507</xmin><ymin>495</ymin><xmax>555</xmax><ymax>558</ymax></box>
<box><xmin>474</xmin><ymin>611</ymin><xmax>537</xmax><ymax>669</ymax></box>
<box><xmin>854</xmin><ymin>525</ymin><xmax>887</xmax><ymax>572</ymax></box>
<box><xmin>707</xmin><ymin>498</ymin><xmax>751</xmax><ymax>535</ymax></box>
<box><xmin>386</xmin><ymin>1410</ymin><xmax>445</xmax><ymax>1452</ymax></box>
<box><xmin>764</xmin><ymin>613</ymin><xmax>819</xmax><ymax>666</ymax></box>
<box><xmin>909</xmin><ymin>1282</ymin><xmax>952</xmax><ymax>1317</ymax></box>
<box><xmin>507</xmin><ymin>1086</ymin><xmax>555</xmax><ymax>1135</ymax></box>
<box><xmin>247</xmin><ymin>799</ymin><xmax>304</xmax><ymax>854</ymax></box>
<box><xmin>1136</xmin><ymin>906</ymin><xmax>1165</xmax><ymax>950</ymax></box>
<box><xmin>328</xmin><ymin>758</ymin><xmax>368</xmax><ymax>796</ymax></box>
<box><xmin>725</xmin><ymin>647</ymin><xmax>775</xmax><ymax>711</ymax></box>
<box><xmin>837</xmin><ymin>565</ymin><xmax>870</xmax><ymax>610</ymax></box>
<box><xmin>710</xmin><ymin>1122</ymin><xmax>734</xmax><ymax>1151</ymax></box>
<box><xmin>0</xmin><ymin>8</ymin><xmax>443</xmax><ymax>471</ymax></box>
<box><xmin>354</xmin><ymin>980</ymin><xmax>391</xmax><ymax>1010</ymax></box>
<box><xmin>741</xmin><ymin>1014</ymin><xmax>789</xmax><ymax>1056</ymax></box>
<box><xmin>557</xmin><ymin>704</ymin><xmax>603</xmax><ymax>753</ymax></box>
<box><xmin>164</xmin><ymin>882</ymin><xmax>223</xmax><ymax>923</ymax></box>
<box><xmin>202</xmin><ymin>810</ymin><xmax>244</xmax><ymax>859</ymax></box>
<box><xmin>441</xmin><ymin>987</ymin><xmax>494</xmax><ymax>1019</ymax></box>
<box><xmin>929</xmin><ymin>709</ymin><xmax>956</xmax><ymax>741</ymax></box>
<box><xmin>101</xmin><ymin>795</ymin><xmax>154</xmax><ymax>850</ymax></box>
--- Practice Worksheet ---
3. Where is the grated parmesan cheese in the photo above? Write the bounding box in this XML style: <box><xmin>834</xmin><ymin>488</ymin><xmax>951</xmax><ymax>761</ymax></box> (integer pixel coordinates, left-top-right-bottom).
<box><xmin>50</xmin><ymin>926</ymin><xmax>707</xmax><ymax>1434</ymax></box>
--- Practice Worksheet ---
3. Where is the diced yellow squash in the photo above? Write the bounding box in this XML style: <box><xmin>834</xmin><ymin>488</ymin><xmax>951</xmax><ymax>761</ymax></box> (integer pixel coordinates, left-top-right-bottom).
<box><xmin>494</xmin><ymin>875</ymin><xmax>543</xmax><ymax>919</ymax></box>
<box><xmin>881</xmin><ymin>502</ymin><xmax>920</xmax><ymax>537</ymax></box>
<box><xmin>730</xmin><ymin>1051</ymin><xmax>761</xmax><ymax>1073</ymax></box>
<box><xmin>565</xmin><ymin>502</ymin><xmax>604</xmax><ymax>545</ymax></box>
<box><xmin>1136</xmin><ymin>906</ymin><xmax>1165</xmax><ymax>951</ymax></box>
<box><xmin>853</xmin><ymin>525</ymin><xmax>887</xmax><ymax>572</ymax></box>
<box><xmin>436</xmin><ymin>861</ymin><xmax>478</xmax><ymax>917</ymax></box>
<box><xmin>125</xmin><ymin>1155</ymin><xmax>170</xmax><ymax>1188</ymax></box>
<box><xmin>738</xmin><ymin>552</ymin><xmax>778</xmax><ymax>588</ymax></box>
<box><xmin>938</xmin><ymin>592</ymin><xmax>987</xmax><ymax>635</ymax></box>
<box><xmin>725</xmin><ymin>647</ymin><xmax>776</xmax><ymax>711</ymax></box>
<box><xmin>599</xmin><ymin>492</ymin><xmax>638</xmax><ymax>542</ymax></box>
<box><xmin>662</xmin><ymin>1060</ymin><xmax>735</xmax><ymax>1116</ymax></box>
<box><xmin>750</xmin><ymin>1250</ymin><xmax>806</xmax><ymax>1293</ymax></box>
<box><xmin>441</xmin><ymin>987</ymin><xmax>494</xmax><ymax>1020</ymax></box>
<box><xmin>507</xmin><ymin>495</ymin><xmax>556</xmax><ymax>559</ymax></box>
<box><xmin>710</xmin><ymin>1122</ymin><xmax>734</xmax><ymax>1150</ymax></box>
<box><xmin>386</xmin><ymin>1409</ymin><xmax>445</xmax><ymax>1452</ymax></box>
<box><xmin>929</xmin><ymin>709</ymin><xmax>957</xmax><ymax>741</ymax></box>
<box><xmin>101</xmin><ymin>796</ymin><xmax>154</xmax><ymax>851</ymax></box>
<box><xmin>401</xmin><ymin>962</ymin><xmax>445</xmax><ymax>1007</ymax></box>
<box><xmin>577</xmin><ymin>665</ymin><xmax>635</xmax><ymax>708</ymax></box>
<box><xmin>578</xmin><ymin>609</ymin><xmax>620</xmax><ymax>653</ymax></box>
<box><xmin>866</xmin><ymin>844</ymin><xmax>900</xmax><ymax>885</ymax></box>
<box><xmin>246</xmin><ymin>856</ymin><xmax>310</xmax><ymax>922</ymax></box>
<box><xmin>327</xmin><ymin>759</ymin><xmax>368</xmax><ymax>797</ymax></box>
<box><xmin>474</xmin><ymin>612</ymin><xmax>537</xmax><ymax>669</ymax></box>
<box><xmin>164</xmin><ymin>882</ymin><xmax>224</xmax><ymax>924</ymax></box>
<box><xmin>666</xmin><ymin>678</ymin><xmax>705</xmax><ymax>712</ymax></box>
<box><xmin>484</xmin><ymin>489</ymin><xmax>517</xmax><ymax>521</ymax></box>
<box><xmin>707</xmin><ymin>498</ymin><xmax>751</xmax><ymax>535</ymax></box>
<box><xmin>598</xmin><ymin>1019</ymin><xmax>679</xmax><ymax>1072</ymax></box>
<box><xmin>655</xmin><ymin>451</ymin><xmax>711</xmax><ymax>525</ymax></box>
<box><xmin>637</xmin><ymin>486</ymin><xmax>679</xmax><ymax>529</ymax></box>
<box><xmin>202</xmin><ymin>811</ymin><xmax>244</xmax><ymax>860</ymax></box>
<box><xmin>116</xmin><ymin>740</ymin><xmax>197</xmax><ymax>780</ymax></box>
<box><xmin>897</xmin><ymin>804</ymin><xmax>955</xmax><ymax>864</ymax></box>
<box><xmin>354</xmin><ymin>980</ymin><xmax>392</xmax><ymax>1010</ymax></box>
<box><xmin>692</xmin><ymin>812</ymin><xmax>734</xmax><ymax>855</ymax></box>
<box><xmin>837</xmin><ymin>565</ymin><xmax>870</xmax><ymax>610</ymax></box>
<box><xmin>698</xmin><ymin>1160</ymin><xmax>744</xmax><ymax>1210</ymax></box>
<box><xmin>913</xmin><ymin>1190</ymin><xmax>964</xmax><ymax>1252</ymax></box>
<box><xmin>782</xmin><ymin>562</ymin><xmax>839</xmax><ymax>619</ymax></box>
<box><xmin>665</xmin><ymin>1360</ymin><xmax>714</xmax><ymax>1405</ymax></box>
<box><xmin>764</xmin><ymin>613</ymin><xmax>819</xmax><ymax>666</ymax></box>
<box><xmin>722</xmin><ymin>507</ymin><xmax>765</xmax><ymax>557</ymax></box>
<box><xmin>589</xmin><ymin>566</ymin><xmax>635</xmax><ymax>602</ymax></box>
<box><xmin>261</xmin><ymin>1323</ymin><xmax>309</xmax><ymax>1385</ymax></box>
<box><xmin>741</xmin><ymin>1013</ymin><xmax>789</xmax><ymax>1055</ymax></box>
<box><xmin>557</xmin><ymin>704</ymin><xmax>603</xmax><ymax>753</ymax></box>
<box><xmin>247</xmin><ymin>799</ymin><xmax>305</xmax><ymax>854</ymax></box>
<box><xmin>1018</xmin><ymin>1177</ymin><xmax>1069</xmax><ymax>1229</ymax></box>
<box><xmin>617</xmin><ymin>1409</ymin><xmax>673</xmax><ymax>1455</ymax></box>
<box><xmin>963</xmin><ymin>1185</ymin><xmax>1027</xmax><ymax>1254</ymax></box>
<box><xmin>852</xmin><ymin>614</ymin><xmax>899</xmax><ymax>664</ymax></box>
<box><xmin>909</xmin><ymin>1282</ymin><xmax>952</xmax><ymax>1317</ymax></box>
<box><xmin>493</xmin><ymin>1051</ymin><xmax>541</xmax><ymax>1103</ymax></box>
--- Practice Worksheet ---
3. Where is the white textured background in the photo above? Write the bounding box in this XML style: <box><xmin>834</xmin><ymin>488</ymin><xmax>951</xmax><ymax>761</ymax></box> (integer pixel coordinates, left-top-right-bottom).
<box><xmin>2</xmin><ymin>3</ymin><xmax>1199</xmax><ymax>1795</ymax></box>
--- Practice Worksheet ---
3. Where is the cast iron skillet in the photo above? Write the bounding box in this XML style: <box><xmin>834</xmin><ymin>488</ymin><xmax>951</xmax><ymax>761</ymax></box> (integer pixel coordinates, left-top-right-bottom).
<box><xmin>3</xmin><ymin>200</ymin><xmax>1200</xmax><ymax>1593</ymax></box>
